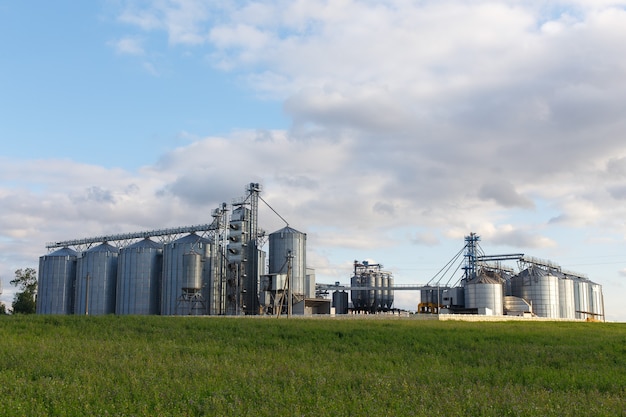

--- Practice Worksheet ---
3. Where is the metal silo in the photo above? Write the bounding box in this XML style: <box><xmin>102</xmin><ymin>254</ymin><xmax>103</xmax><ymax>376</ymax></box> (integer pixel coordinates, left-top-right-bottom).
<box><xmin>116</xmin><ymin>238</ymin><xmax>162</xmax><ymax>315</ymax></box>
<box><xmin>268</xmin><ymin>227</ymin><xmax>306</xmax><ymax>297</ymax></box>
<box><xmin>511</xmin><ymin>267</ymin><xmax>559</xmax><ymax>318</ymax></box>
<box><xmin>374</xmin><ymin>273</ymin><xmax>383</xmax><ymax>310</ymax></box>
<box><xmin>161</xmin><ymin>233</ymin><xmax>211</xmax><ymax>315</ymax></box>
<box><xmin>366</xmin><ymin>272</ymin><xmax>376</xmax><ymax>310</ymax></box>
<box><xmin>381</xmin><ymin>273</ymin><xmax>389</xmax><ymax>310</ymax></box>
<box><xmin>332</xmin><ymin>291</ymin><xmax>349</xmax><ymax>314</ymax></box>
<box><xmin>75</xmin><ymin>242</ymin><xmax>119</xmax><ymax>315</ymax></box>
<box><xmin>387</xmin><ymin>274</ymin><xmax>394</xmax><ymax>310</ymax></box>
<box><xmin>557</xmin><ymin>275</ymin><xmax>575</xmax><ymax>319</ymax></box>
<box><xmin>37</xmin><ymin>247</ymin><xmax>78</xmax><ymax>314</ymax></box>
<box><xmin>589</xmin><ymin>282</ymin><xmax>604</xmax><ymax>321</ymax></box>
<box><xmin>464</xmin><ymin>273</ymin><xmax>503</xmax><ymax>315</ymax></box>
<box><xmin>350</xmin><ymin>273</ymin><xmax>365</xmax><ymax>310</ymax></box>
<box><xmin>573</xmin><ymin>279</ymin><xmax>590</xmax><ymax>319</ymax></box>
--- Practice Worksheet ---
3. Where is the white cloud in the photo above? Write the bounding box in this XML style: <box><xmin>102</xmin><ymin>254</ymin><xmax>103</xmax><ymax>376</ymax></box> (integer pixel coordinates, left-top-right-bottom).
<box><xmin>108</xmin><ymin>36</ymin><xmax>145</xmax><ymax>55</ymax></box>
<box><xmin>4</xmin><ymin>1</ymin><xmax>626</xmax><ymax>319</ymax></box>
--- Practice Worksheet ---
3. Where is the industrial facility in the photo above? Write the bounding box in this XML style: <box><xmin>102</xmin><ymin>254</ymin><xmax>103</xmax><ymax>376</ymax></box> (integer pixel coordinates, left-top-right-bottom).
<box><xmin>37</xmin><ymin>184</ymin><xmax>604</xmax><ymax>320</ymax></box>
<box><xmin>38</xmin><ymin>183</ymin><xmax>321</xmax><ymax>316</ymax></box>
<box><xmin>322</xmin><ymin>233</ymin><xmax>605</xmax><ymax>320</ymax></box>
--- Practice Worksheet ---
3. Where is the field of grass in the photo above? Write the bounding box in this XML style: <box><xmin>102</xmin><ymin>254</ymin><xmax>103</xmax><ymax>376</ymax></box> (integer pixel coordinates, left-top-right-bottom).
<box><xmin>0</xmin><ymin>315</ymin><xmax>624</xmax><ymax>416</ymax></box>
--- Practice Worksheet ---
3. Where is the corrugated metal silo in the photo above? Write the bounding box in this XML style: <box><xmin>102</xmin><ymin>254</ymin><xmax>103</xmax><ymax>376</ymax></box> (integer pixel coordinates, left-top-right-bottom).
<box><xmin>366</xmin><ymin>272</ymin><xmax>376</xmax><ymax>310</ymax></box>
<box><xmin>381</xmin><ymin>273</ymin><xmax>389</xmax><ymax>310</ymax></box>
<box><xmin>161</xmin><ymin>233</ymin><xmax>211</xmax><ymax>315</ymax></box>
<box><xmin>573</xmin><ymin>279</ymin><xmax>590</xmax><ymax>319</ymax></box>
<box><xmin>268</xmin><ymin>226</ymin><xmax>306</xmax><ymax>297</ymax></box>
<box><xmin>589</xmin><ymin>282</ymin><xmax>604</xmax><ymax>321</ymax></box>
<box><xmin>387</xmin><ymin>274</ymin><xmax>394</xmax><ymax>309</ymax></box>
<box><xmin>37</xmin><ymin>247</ymin><xmax>79</xmax><ymax>314</ymax></box>
<box><xmin>374</xmin><ymin>273</ymin><xmax>383</xmax><ymax>310</ymax></box>
<box><xmin>116</xmin><ymin>238</ymin><xmax>162</xmax><ymax>315</ymax></box>
<box><xmin>557</xmin><ymin>275</ymin><xmax>575</xmax><ymax>319</ymax></box>
<box><xmin>75</xmin><ymin>242</ymin><xmax>119</xmax><ymax>315</ymax></box>
<box><xmin>182</xmin><ymin>252</ymin><xmax>203</xmax><ymax>290</ymax></box>
<box><xmin>511</xmin><ymin>267</ymin><xmax>560</xmax><ymax>318</ymax></box>
<box><xmin>464</xmin><ymin>273</ymin><xmax>503</xmax><ymax>315</ymax></box>
<box><xmin>350</xmin><ymin>273</ymin><xmax>365</xmax><ymax>310</ymax></box>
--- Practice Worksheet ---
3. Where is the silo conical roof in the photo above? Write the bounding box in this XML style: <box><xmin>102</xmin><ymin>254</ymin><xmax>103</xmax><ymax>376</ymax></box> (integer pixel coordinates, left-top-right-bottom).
<box><xmin>86</xmin><ymin>242</ymin><xmax>119</xmax><ymax>253</ymax></box>
<box><xmin>271</xmin><ymin>226</ymin><xmax>304</xmax><ymax>235</ymax></box>
<box><xmin>46</xmin><ymin>247</ymin><xmax>79</xmax><ymax>257</ymax></box>
<box><xmin>125</xmin><ymin>238</ymin><xmax>162</xmax><ymax>250</ymax></box>
<box><xmin>170</xmin><ymin>233</ymin><xmax>211</xmax><ymax>246</ymax></box>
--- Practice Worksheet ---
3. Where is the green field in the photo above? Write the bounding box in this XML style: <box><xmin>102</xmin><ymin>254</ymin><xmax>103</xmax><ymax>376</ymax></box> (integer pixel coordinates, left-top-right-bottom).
<box><xmin>0</xmin><ymin>315</ymin><xmax>624</xmax><ymax>416</ymax></box>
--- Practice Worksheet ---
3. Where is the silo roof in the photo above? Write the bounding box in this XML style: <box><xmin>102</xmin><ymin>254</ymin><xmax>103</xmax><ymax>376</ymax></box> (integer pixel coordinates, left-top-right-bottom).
<box><xmin>125</xmin><ymin>238</ymin><xmax>163</xmax><ymax>250</ymax></box>
<box><xmin>47</xmin><ymin>247</ymin><xmax>79</xmax><ymax>257</ymax></box>
<box><xmin>468</xmin><ymin>274</ymin><xmax>501</xmax><ymax>285</ymax></box>
<box><xmin>171</xmin><ymin>233</ymin><xmax>211</xmax><ymax>245</ymax></box>
<box><xmin>86</xmin><ymin>242</ymin><xmax>119</xmax><ymax>253</ymax></box>
<box><xmin>271</xmin><ymin>226</ymin><xmax>304</xmax><ymax>235</ymax></box>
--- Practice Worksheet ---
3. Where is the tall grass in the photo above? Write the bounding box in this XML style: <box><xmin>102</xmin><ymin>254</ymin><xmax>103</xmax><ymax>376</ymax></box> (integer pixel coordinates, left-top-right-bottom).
<box><xmin>0</xmin><ymin>315</ymin><xmax>624</xmax><ymax>416</ymax></box>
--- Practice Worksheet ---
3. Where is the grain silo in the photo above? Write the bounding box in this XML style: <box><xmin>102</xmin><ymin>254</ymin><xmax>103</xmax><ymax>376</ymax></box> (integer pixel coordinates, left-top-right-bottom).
<box><xmin>511</xmin><ymin>267</ymin><xmax>560</xmax><ymax>318</ymax></box>
<box><xmin>161</xmin><ymin>233</ymin><xmax>211</xmax><ymax>315</ymax></box>
<box><xmin>37</xmin><ymin>247</ymin><xmax>79</xmax><ymax>314</ymax></box>
<box><xmin>268</xmin><ymin>226</ymin><xmax>307</xmax><ymax>297</ymax></box>
<box><xmin>573</xmin><ymin>278</ymin><xmax>590</xmax><ymax>319</ymax></box>
<box><xmin>75</xmin><ymin>242</ymin><xmax>119</xmax><ymax>315</ymax></box>
<box><xmin>350</xmin><ymin>261</ymin><xmax>394</xmax><ymax>313</ymax></box>
<box><xmin>464</xmin><ymin>271</ymin><xmax>504</xmax><ymax>315</ymax></box>
<box><xmin>589</xmin><ymin>282</ymin><xmax>604</xmax><ymax>321</ymax></box>
<box><xmin>116</xmin><ymin>238</ymin><xmax>162</xmax><ymax>315</ymax></box>
<box><xmin>557</xmin><ymin>273</ymin><xmax>576</xmax><ymax>319</ymax></box>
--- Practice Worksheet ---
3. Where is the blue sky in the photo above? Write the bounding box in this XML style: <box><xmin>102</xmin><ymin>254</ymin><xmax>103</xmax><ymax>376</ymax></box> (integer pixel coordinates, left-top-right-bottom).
<box><xmin>0</xmin><ymin>2</ymin><xmax>286</xmax><ymax>168</ymax></box>
<box><xmin>1</xmin><ymin>0</ymin><xmax>626</xmax><ymax>320</ymax></box>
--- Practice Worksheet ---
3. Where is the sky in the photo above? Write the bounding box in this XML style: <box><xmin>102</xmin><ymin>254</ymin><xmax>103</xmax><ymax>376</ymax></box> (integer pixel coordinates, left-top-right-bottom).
<box><xmin>1</xmin><ymin>0</ymin><xmax>626</xmax><ymax>321</ymax></box>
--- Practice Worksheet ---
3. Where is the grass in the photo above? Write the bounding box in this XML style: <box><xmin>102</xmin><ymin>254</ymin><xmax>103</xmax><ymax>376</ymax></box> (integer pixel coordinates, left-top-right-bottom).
<box><xmin>0</xmin><ymin>315</ymin><xmax>624</xmax><ymax>416</ymax></box>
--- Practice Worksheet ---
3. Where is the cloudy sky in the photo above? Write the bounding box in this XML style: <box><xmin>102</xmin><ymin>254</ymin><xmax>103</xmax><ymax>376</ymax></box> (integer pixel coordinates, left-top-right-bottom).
<box><xmin>1</xmin><ymin>1</ymin><xmax>625</xmax><ymax>320</ymax></box>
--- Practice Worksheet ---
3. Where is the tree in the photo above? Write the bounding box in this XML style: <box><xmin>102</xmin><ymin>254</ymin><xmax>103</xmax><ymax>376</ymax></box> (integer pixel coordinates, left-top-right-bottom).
<box><xmin>0</xmin><ymin>303</ymin><xmax>6</xmax><ymax>315</ymax></box>
<box><xmin>11</xmin><ymin>268</ymin><xmax>37</xmax><ymax>314</ymax></box>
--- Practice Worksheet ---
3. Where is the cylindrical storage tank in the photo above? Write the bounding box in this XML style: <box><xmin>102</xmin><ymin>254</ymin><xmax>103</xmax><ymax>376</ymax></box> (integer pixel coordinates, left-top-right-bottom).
<box><xmin>268</xmin><ymin>227</ymin><xmax>306</xmax><ymax>297</ymax></box>
<box><xmin>589</xmin><ymin>282</ymin><xmax>604</xmax><ymax>321</ymax></box>
<box><xmin>374</xmin><ymin>273</ymin><xmax>383</xmax><ymax>310</ymax></box>
<box><xmin>37</xmin><ymin>247</ymin><xmax>79</xmax><ymax>314</ymax></box>
<box><xmin>512</xmin><ymin>268</ymin><xmax>559</xmax><ymax>318</ymax></box>
<box><xmin>350</xmin><ymin>273</ymin><xmax>365</xmax><ymax>310</ymax></box>
<box><xmin>366</xmin><ymin>273</ymin><xmax>376</xmax><ymax>310</ymax></box>
<box><xmin>573</xmin><ymin>279</ymin><xmax>590</xmax><ymax>319</ymax></box>
<box><xmin>332</xmin><ymin>291</ymin><xmax>349</xmax><ymax>314</ymax></box>
<box><xmin>75</xmin><ymin>243</ymin><xmax>119</xmax><ymax>315</ymax></box>
<box><xmin>116</xmin><ymin>238</ymin><xmax>162</xmax><ymax>315</ymax></box>
<box><xmin>558</xmin><ymin>277</ymin><xmax>575</xmax><ymax>319</ymax></box>
<box><xmin>387</xmin><ymin>275</ymin><xmax>394</xmax><ymax>309</ymax></box>
<box><xmin>381</xmin><ymin>274</ymin><xmax>389</xmax><ymax>310</ymax></box>
<box><xmin>182</xmin><ymin>252</ymin><xmax>203</xmax><ymax>290</ymax></box>
<box><xmin>161</xmin><ymin>233</ymin><xmax>211</xmax><ymax>315</ymax></box>
<box><xmin>464</xmin><ymin>275</ymin><xmax>503</xmax><ymax>315</ymax></box>
<box><xmin>502</xmin><ymin>272</ymin><xmax>513</xmax><ymax>296</ymax></box>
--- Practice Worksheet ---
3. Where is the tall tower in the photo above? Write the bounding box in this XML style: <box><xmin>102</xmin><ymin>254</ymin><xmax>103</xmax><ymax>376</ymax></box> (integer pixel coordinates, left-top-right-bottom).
<box><xmin>226</xmin><ymin>183</ymin><xmax>263</xmax><ymax>315</ymax></box>
<box><xmin>462</xmin><ymin>233</ymin><xmax>480</xmax><ymax>281</ymax></box>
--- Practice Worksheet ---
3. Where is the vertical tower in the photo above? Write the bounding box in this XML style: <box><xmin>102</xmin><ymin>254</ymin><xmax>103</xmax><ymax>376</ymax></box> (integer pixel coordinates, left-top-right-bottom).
<box><xmin>226</xmin><ymin>183</ymin><xmax>263</xmax><ymax>315</ymax></box>
<box><xmin>209</xmin><ymin>203</ymin><xmax>229</xmax><ymax>315</ymax></box>
<box><xmin>462</xmin><ymin>233</ymin><xmax>480</xmax><ymax>281</ymax></box>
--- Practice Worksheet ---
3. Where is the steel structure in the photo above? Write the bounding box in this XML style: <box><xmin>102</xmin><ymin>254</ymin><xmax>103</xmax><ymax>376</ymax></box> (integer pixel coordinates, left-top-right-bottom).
<box><xmin>46</xmin><ymin>222</ymin><xmax>224</xmax><ymax>252</ymax></box>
